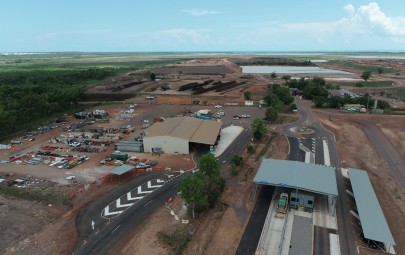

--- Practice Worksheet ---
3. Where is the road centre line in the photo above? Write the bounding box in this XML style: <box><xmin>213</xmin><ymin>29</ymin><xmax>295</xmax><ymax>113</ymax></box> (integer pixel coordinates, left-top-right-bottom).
<box><xmin>112</xmin><ymin>225</ymin><xmax>121</xmax><ymax>234</ymax></box>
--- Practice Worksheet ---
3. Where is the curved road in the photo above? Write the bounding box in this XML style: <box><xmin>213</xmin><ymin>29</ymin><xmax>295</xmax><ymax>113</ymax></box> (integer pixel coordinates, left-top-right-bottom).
<box><xmin>73</xmin><ymin>172</ymin><xmax>182</xmax><ymax>255</ymax></box>
<box><xmin>73</xmin><ymin>124</ymin><xmax>253</xmax><ymax>254</ymax></box>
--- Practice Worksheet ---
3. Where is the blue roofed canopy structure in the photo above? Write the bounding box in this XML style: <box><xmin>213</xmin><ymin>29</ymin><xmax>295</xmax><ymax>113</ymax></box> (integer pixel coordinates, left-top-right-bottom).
<box><xmin>253</xmin><ymin>159</ymin><xmax>338</xmax><ymax>196</ymax></box>
<box><xmin>109</xmin><ymin>164</ymin><xmax>135</xmax><ymax>175</ymax></box>
<box><xmin>348</xmin><ymin>168</ymin><xmax>395</xmax><ymax>248</ymax></box>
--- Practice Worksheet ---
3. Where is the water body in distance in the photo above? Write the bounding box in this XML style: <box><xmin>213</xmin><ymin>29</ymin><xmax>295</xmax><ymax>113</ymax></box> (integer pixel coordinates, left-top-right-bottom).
<box><xmin>241</xmin><ymin>66</ymin><xmax>352</xmax><ymax>75</ymax></box>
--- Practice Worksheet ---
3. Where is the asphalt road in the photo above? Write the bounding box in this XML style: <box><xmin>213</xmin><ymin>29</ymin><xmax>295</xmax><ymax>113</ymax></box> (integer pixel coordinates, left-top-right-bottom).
<box><xmin>294</xmin><ymin>100</ymin><xmax>357</xmax><ymax>255</ymax></box>
<box><xmin>73</xmin><ymin>173</ymin><xmax>183</xmax><ymax>255</ymax></box>
<box><xmin>235</xmin><ymin>185</ymin><xmax>275</xmax><ymax>255</ymax></box>
<box><xmin>72</xmin><ymin>106</ymin><xmax>258</xmax><ymax>254</ymax></box>
<box><xmin>74</xmin><ymin>172</ymin><xmax>172</xmax><ymax>246</ymax></box>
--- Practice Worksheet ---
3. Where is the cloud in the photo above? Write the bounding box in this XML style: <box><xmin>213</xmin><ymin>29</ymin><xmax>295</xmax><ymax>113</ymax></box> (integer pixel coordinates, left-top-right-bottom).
<box><xmin>254</xmin><ymin>2</ymin><xmax>405</xmax><ymax>40</ymax></box>
<box><xmin>155</xmin><ymin>29</ymin><xmax>210</xmax><ymax>44</ymax></box>
<box><xmin>344</xmin><ymin>4</ymin><xmax>355</xmax><ymax>15</ymax></box>
<box><xmin>353</xmin><ymin>2</ymin><xmax>405</xmax><ymax>36</ymax></box>
<box><xmin>182</xmin><ymin>8</ymin><xmax>225</xmax><ymax>16</ymax></box>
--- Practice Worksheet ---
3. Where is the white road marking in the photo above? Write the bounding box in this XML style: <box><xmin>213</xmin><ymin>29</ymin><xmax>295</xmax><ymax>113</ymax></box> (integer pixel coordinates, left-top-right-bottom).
<box><xmin>147</xmin><ymin>179</ymin><xmax>164</xmax><ymax>189</ymax></box>
<box><xmin>138</xmin><ymin>185</ymin><xmax>153</xmax><ymax>194</ymax></box>
<box><xmin>127</xmin><ymin>192</ymin><xmax>143</xmax><ymax>201</ymax></box>
<box><xmin>116</xmin><ymin>199</ymin><xmax>134</xmax><ymax>208</ymax></box>
<box><xmin>103</xmin><ymin>206</ymin><xmax>123</xmax><ymax>217</ymax></box>
<box><xmin>112</xmin><ymin>225</ymin><xmax>121</xmax><ymax>234</ymax></box>
<box><xmin>144</xmin><ymin>200</ymin><xmax>152</xmax><ymax>207</ymax></box>
<box><xmin>101</xmin><ymin>178</ymin><xmax>167</xmax><ymax>218</ymax></box>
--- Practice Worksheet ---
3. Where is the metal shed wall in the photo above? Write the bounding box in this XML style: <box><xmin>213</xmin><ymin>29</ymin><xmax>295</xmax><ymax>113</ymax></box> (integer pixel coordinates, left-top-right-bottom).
<box><xmin>143</xmin><ymin>136</ymin><xmax>189</xmax><ymax>154</ymax></box>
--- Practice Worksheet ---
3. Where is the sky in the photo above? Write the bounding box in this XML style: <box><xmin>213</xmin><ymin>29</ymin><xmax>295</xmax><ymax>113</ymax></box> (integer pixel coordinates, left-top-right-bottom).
<box><xmin>1</xmin><ymin>1</ymin><xmax>405</xmax><ymax>52</ymax></box>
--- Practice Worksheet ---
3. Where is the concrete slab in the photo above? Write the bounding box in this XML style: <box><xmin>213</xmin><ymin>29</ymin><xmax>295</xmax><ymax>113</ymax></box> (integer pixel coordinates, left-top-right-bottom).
<box><xmin>289</xmin><ymin>215</ymin><xmax>313</xmax><ymax>255</ymax></box>
<box><xmin>214</xmin><ymin>125</ymin><xmax>244</xmax><ymax>157</ymax></box>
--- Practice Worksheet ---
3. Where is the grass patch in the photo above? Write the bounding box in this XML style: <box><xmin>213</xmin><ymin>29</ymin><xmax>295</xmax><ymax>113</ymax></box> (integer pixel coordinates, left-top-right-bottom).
<box><xmin>256</xmin><ymin>132</ymin><xmax>278</xmax><ymax>161</ymax></box>
<box><xmin>353</xmin><ymin>81</ymin><xmax>394</xmax><ymax>87</ymax></box>
<box><xmin>156</xmin><ymin>229</ymin><xmax>190</xmax><ymax>255</ymax></box>
<box><xmin>386</xmin><ymin>88</ymin><xmax>405</xmax><ymax>102</ymax></box>
<box><xmin>340</xmin><ymin>62</ymin><xmax>401</xmax><ymax>73</ymax></box>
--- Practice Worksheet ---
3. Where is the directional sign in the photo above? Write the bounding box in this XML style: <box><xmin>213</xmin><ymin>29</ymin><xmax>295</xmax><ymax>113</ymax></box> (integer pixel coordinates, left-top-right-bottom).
<box><xmin>101</xmin><ymin>178</ymin><xmax>166</xmax><ymax>219</ymax></box>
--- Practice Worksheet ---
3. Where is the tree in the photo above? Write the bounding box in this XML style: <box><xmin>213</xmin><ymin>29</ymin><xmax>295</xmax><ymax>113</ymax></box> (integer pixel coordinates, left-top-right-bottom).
<box><xmin>265</xmin><ymin>107</ymin><xmax>278</xmax><ymax>122</ymax></box>
<box><xmin>377</xmin><ymin>67</ymin><xmax>384</xmax><ymax>75</ymax></box>
<box><xmin>271</xmin><ymin>72</ymin><xmax>277</xmax><ymax>79</ymax></box>
<box><xmin>252</xmin><ymin>118</ymin><xmax>267</xmax><ymax>141</ymax></box>
<box><xmin>288</xmin><ymin>103</ymin><xmax>297</xmax><ymax>112</ymax></box>
<box><xmin>179</xmin><ymin>175</ymin><xmax>208</xmax><ymax>218</ymax></box>
<box><xmin>199</xmin><ymin>153</ymin><xmax>220</xmax><ymax>178</ymax></box>
<box><xmin>282</xmin><ymin>75</ymin><xmax>291</xmax><ymax>84</ymax></box>
<box><xmin>179</xmin><ymin>153</ymin><xmax>224</xmax><ymax>217</ymax></box>
<box><xmin>247</xmin><ymin>145</ymin><xmax>254</xmax><ymax>154</ymax></box>
<box><xmin>149</xmin><ymin>72</ymin><xmax>156</xmax><ymax>81</ymax></box>
<box><xmin>313</xmin><ymin>96</ymin><xmax>327</xmax><ymax>108</ymax></box>
<box><xmin>244</xmin><ymin>91</ymin><xmax>252</xmax><ymax>100</ymax></box>
<box><xmin>231</xmin><ymin>155</ymin><xmax>244</xmax><ymax>166</ymax></box>
<box><xmin>361</xmin><ymin>71</ymin><xmax>372</xmax><ymax>82</ymax></box>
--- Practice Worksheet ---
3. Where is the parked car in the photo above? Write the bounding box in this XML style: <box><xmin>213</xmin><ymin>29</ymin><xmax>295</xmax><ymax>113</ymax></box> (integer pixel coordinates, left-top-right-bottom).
<box><xmin>241</xmin><ymin>114</ymin><xmax>251</xmax><ymax>118</ymax></box>
<box><xmin>149</xmin><ymin>160</ymin><xmax>158</xmax><ymax>166</ymax></box>
<box><xmin>134</xmin><ymin>136</ymin><xmax>143</xmax><ymax>142</ymax></box>
<box><xmin>214</xmin><ymin>105</ymin><xmax>222</xmax><ymax>108</ymax></box>
<box><xmin>69</xmin><ymin>142</ymin><xmax>81</xmax><ymax>148</ymax></box>
<box><xmin>233</xmin><ymin>115</ymin><xmax>240</xmax><ymax>120</ymax></box>
<box><xmin>135</xmin><ymin>163</ymin><xmax>150</xmax><ymax>169</ymax></box>
<box><xmin>217</xmin><ymin>112</ymin><xmax>225</xmax><ymax>116</ymax></box>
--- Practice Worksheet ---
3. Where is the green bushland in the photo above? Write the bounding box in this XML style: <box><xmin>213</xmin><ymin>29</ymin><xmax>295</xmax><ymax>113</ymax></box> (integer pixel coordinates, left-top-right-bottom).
<box><xmin>338</xmin><ymin>81</ymin><xmax>394</xmax><ymax>88</ymax></box>
<box><xmin>0</xmin><ymin>54</ymin><xmax>182</xmax><ymax>141</ymax></box>
<box><xmin>287</xmin><ymin>76</ymin><xmax>391</xmax><ymax>109</ymax></box>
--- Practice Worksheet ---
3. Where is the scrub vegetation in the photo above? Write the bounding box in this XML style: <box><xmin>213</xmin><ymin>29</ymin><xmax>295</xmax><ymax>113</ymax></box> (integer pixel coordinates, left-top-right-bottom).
<box><xmin>0</xmin><ymin>53</ymin><xmax>181</xmax><ymax>141</ymax></box>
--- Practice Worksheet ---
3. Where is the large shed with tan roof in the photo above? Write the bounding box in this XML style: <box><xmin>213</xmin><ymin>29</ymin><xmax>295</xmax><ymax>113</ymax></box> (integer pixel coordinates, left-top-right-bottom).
<box><xmin>143</xmin><ymin>117</ymin><xmax>222</xmax><ymax>154</ymax></box>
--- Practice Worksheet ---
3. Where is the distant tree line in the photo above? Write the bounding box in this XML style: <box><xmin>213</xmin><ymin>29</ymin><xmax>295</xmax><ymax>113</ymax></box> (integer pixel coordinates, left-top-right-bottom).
<box><xmin>0</xmin><ymin>68</ymin><xmax>121</xmax><ymax>140</ymax></box>
<box><xmin>233</xmin><ymin>57</ymin><xmax>316</xmax><ymax>66</ymax></box>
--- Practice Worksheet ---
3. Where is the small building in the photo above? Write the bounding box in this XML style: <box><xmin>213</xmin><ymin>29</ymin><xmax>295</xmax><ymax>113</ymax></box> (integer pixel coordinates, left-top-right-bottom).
<box><xmin>290</xmin><ymin>191</ymin><xmax>315</xmax><ymax>210</ymax></box>
<box><xmin>115</xmin><ymin>141</ymin><xmax>143</xmax><ymax>153</ymax></box>
<box><xmin>143</xmin><ymin>117</ymin><xmax>222</xmax><ymax>154</ymax></box>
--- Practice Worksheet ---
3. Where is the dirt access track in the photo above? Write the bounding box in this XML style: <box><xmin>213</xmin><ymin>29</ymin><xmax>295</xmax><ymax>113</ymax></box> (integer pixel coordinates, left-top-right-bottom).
<box><xmin>317</xmin><ymin>109</ymin><xmax>405</xmax><ymax>254</ymax></box>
